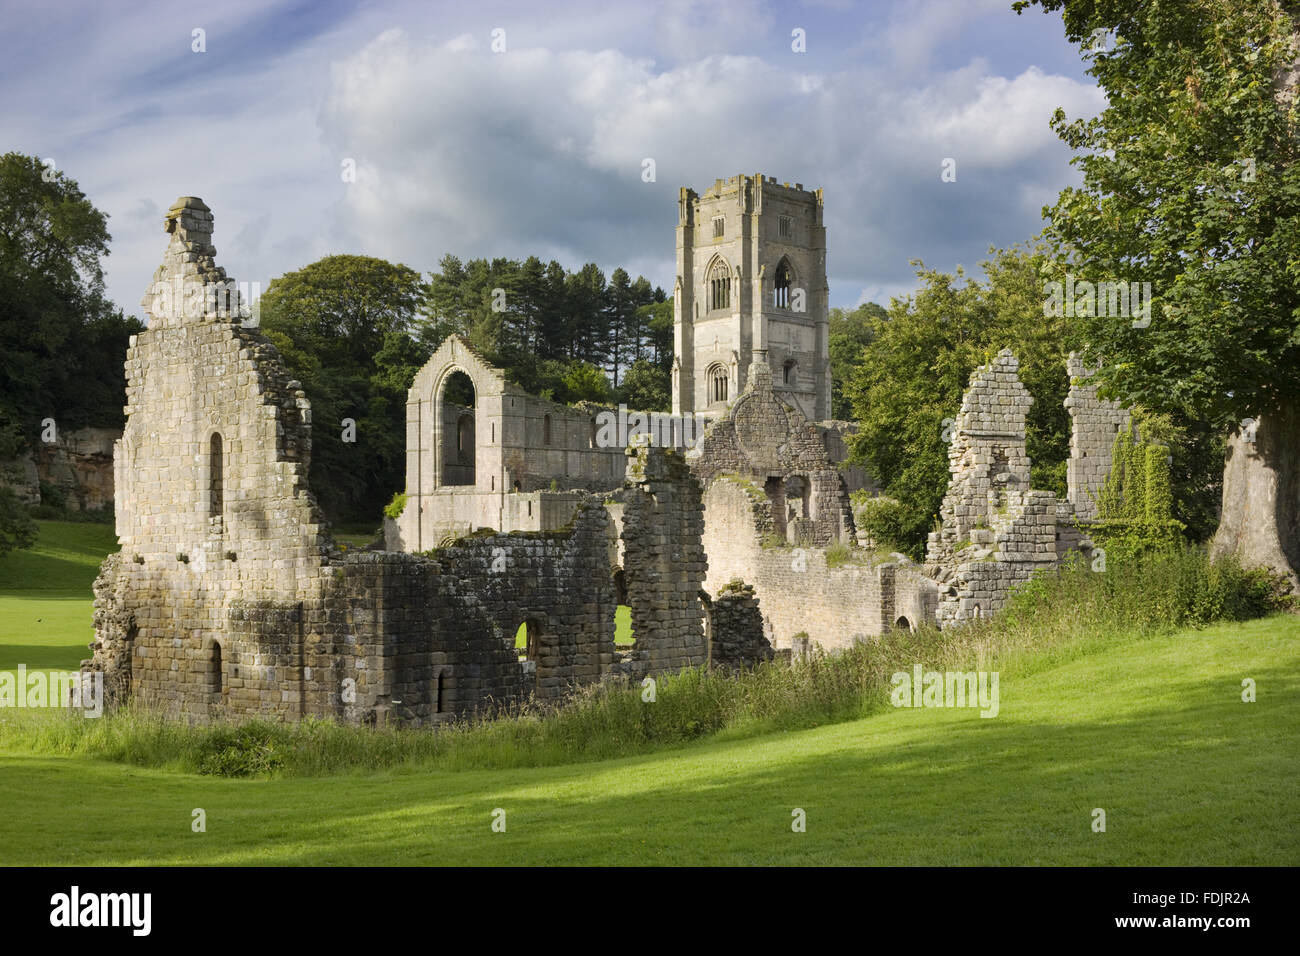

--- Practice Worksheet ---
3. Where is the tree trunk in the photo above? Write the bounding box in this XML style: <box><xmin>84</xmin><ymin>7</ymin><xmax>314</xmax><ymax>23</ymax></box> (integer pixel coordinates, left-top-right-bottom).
<box><xmin>1210</xmin><ymin>403</ymin><xmax>1300</xmax><ymax>591</ymax></box>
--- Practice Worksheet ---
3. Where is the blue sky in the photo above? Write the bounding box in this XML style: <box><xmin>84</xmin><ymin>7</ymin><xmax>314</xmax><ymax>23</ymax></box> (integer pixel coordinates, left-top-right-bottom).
<box><xmin>0</xmin><ymin>0</ymin><xmax>1102</xmax><ymax>315</ymax></box>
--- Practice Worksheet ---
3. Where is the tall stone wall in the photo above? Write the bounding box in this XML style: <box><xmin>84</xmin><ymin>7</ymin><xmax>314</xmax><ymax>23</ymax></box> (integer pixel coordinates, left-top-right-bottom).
<box><xmin>84</xmin><ymin>197</ymin><xmax>335</xmax><ymax>720</ymax></box>
<box><xmin>925</xmin><ymin>349</ymin><xmax>1058</xmax><ymax>626</ymax></box>
<box><xmin>621</xmin><ymin>438</ymin><xmax>709</xmax><ymax>674</ymax></box>
<box><xmin>1065</xmin><ymin>352</ymin><xmax>1132</xmax><ymax>521</ymax></box>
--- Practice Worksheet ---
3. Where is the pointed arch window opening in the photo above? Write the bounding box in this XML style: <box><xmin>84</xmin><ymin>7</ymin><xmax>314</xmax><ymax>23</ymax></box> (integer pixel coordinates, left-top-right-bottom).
<box><xmin>774</xmin><ymin>259</ymin><xmax>794</xmax><ymax>309</ymax></box>
<box><xmin>709</xmin><ymin>364</ymin><xmax>729</xmax><ymax>404</ymax></box>
<box><xmin>707</xmin><ymin>259</ymin><xmax>731</xmax><ymax>311</ymax></box>
<box><xmin>208</xmin><ymin>432</ymin><xmax>224</xmax><ymax>532</ymax></box>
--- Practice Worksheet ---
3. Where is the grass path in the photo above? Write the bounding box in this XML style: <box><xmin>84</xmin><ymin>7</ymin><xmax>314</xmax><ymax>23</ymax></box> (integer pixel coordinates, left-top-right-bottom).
<box><xmin>1</xmin><ymin>616</ymin><xmax>1294</xmax><ymax>865</ymax></box>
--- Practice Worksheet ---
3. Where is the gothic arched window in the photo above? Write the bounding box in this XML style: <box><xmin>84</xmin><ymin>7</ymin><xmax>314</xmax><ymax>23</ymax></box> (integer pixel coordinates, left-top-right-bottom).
<box><xmin>709</xmin><ymin>364</ymin><xmax>729</xmax><ymax>404</ymax></box>
<box><xmin>774</xmin><ymin>258</ymin><xmax>793</xmax><ymax>309</ymax></box>
<box><xmin>708</xmin><ymin>259</ymin><xmax>731</xmax><ymax>311</ymax></box>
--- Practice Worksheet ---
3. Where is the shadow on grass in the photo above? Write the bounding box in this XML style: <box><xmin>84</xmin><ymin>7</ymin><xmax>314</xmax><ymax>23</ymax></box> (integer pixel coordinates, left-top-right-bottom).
<box><xmin>1</xmin><ymin>659</ymin><xmax>1295</xmax><ymax>866</ymax></box>
<box><xmin>0</xmin><ymin>645</ymin><xmax>90</xmax><ymax>670</ymax></box>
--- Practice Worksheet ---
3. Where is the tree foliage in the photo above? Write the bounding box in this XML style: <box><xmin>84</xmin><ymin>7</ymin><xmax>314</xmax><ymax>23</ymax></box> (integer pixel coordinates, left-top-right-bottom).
<box><xmin>828</xmin><ymin>302</ymin><xmax>884</xmax><ymax>421</ymax></box>
<box><xmin>257</xmin><ymin>255</ymin><xmax>428</xmax><ymax>523</ymax></box>
<box><xmin>0</xmin><ymin>153</ymin><xmax>142</xmax><ymax>454</ymax></box>
<box><xmin>1092</xmin><ymin>426</ymin><xmax>1185</xmax><ymax>555</ymax></box>
<box><xmin>424</xmin><ymin>254</ymin><xmax>666</xmax><ymax>401</ymax></box>
<box><xmin>0</xmin><ymin>153</ymin><xmax>140</xmax><ymax>547</ymax></box>
<box><xmin>845</xmin><ymin>246</ymin><xmax>1078</xmax><ymax>557</ymax></box>
<box><xmin>1017</xmin><ymin>0</ymin><xmax>1300</xmax><ymax>424</ymax></box>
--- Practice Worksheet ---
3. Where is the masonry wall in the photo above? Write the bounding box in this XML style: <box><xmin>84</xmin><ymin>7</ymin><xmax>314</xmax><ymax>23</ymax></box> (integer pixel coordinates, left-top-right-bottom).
<box><xmin>1065</xmin><ymin>352</ymin><xmax>1131</xmax><ymax>521</ymax></box>
<box><xmin>925</xmin><ymin>349</ymin><xmax>1060</xmax><ymax>626</ymax></box>
<box><xmin>689</xmin><ymin>362</ymin><xmax>851</xmax><ymax>547</ymax></box>
<box><xmin>706</xmin><ymin>580</ymin><xmax>773</xmax><ymax>671</ymax></box>
<box><xmin>397</xmin><ymin>334</ymin><xmax>639</xmax><ymax>549</ymax></box>
<box><xmin>620</xmin><ymin>440</ymin><xmax>709</xmax><ymax>674</ymax></box>
<box><xmin>701</xmin><ymin>477</ymin><xmax>894</xmax><ymax>651</ymax></box>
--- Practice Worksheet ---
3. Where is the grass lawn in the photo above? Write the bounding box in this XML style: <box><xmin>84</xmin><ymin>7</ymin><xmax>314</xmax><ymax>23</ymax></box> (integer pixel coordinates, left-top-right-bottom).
<box><xmin>0</xmin><ymin>521</ymin><xmax>117</xmax><ymax>673</ymax></box>
<box><xmin>0</xmin><ymin>615</ymin><xmax>1295</xmax><ymax>865</ymax></box>
<box><xmin>330</xmin><ymin>521</ymin><xmax>382</xmax><ymax>550</ymax></box>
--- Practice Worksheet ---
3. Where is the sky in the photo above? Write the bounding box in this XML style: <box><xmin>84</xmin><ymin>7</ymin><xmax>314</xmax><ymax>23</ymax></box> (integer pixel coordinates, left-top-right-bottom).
<box><xmin>0</xmin><ymin>0</ymin><xmax>1105</xmax><ymax>316</ymax></box>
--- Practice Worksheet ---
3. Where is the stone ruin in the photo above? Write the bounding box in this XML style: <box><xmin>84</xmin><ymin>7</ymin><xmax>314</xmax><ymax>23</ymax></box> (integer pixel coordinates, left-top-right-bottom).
<box><xmin>1065</xmin><ymin>351</ymin><xmax>1132</xmax><ymax>522</ymax></box>
<box><xmin>923</xmin><ymin>349</ymin><xmax>1061</xmax><ymax>625</ymax></box>
<box><xmin>82</xmin><ymin>197</ymin><xmax>767</xmax><ymax>725</ymax></box>
<box><xmin>82</xmin><ymin>190</ymin><xmax>1131</xmax><ymax>725</ymax></box>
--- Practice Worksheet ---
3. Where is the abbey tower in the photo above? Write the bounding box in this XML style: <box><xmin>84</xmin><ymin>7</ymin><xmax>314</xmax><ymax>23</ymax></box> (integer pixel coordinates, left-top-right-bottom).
<box><xmin>671</xmin><ymin>174</ymin><xmax>831</xmax><ymax>421</ymax></box>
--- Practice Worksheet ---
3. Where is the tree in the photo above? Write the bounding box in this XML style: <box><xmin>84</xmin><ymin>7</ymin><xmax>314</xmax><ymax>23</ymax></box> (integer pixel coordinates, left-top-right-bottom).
<box><xmin>639</xmin><ymin>297</ymin><xmax>674</xmax><ymax>374</ymax></box>
<box><xmin>258</xmin><ymin>255</ymin><xmax>426</xmax><ymax>523</ymax></box>
<box><xmin>1018</xmin><ymin>0</ymin><xmax>1300</xmax><ymax>586</ymax></box>
<box><xmin>0</xmin><ymin>486</ymin><xmax>36</xmax><ymax>557</ymax></box>
<box><xmin>620</xmin><ymin>359</ymin><xmax>671</xmax><ymax>411</ymax></box>
<box><xmin>605</xmin><ymin>267</ymin><xmax>636</xmax><ymax>385</ymax></box>
<box><xmin>0</xmin><ymin>153</ymin><xmax>141</xmax><ymax>439</ymax></box>
<box><xmin>560</xmin><ymin>361</ymin><xmax>612</xmax><ymax>404</ymax></box>
<box><xmin>828</xmin><ymin>302</ymin><xmax>884</xmax><ymax>420</ymax></box>
<box><xmin>845</xmin><ymin>247</ymin><xmax>1077</xmax><ymax>557</ymax></box>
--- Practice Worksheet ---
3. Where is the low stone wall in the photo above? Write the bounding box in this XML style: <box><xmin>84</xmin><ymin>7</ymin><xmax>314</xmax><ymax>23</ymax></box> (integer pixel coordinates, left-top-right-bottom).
<box><xmin>707</xmin><ymin>580</ymin><xmax>773</xmax><ymax>671</ymax></box>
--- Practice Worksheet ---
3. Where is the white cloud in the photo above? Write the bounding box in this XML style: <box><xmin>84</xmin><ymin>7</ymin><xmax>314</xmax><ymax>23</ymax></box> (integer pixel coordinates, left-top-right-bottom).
<box><xmin>1</xmin><ymin>0</ymin><xmax>1101</xmax><ymax>314</ymax></box>
<box><xmin>315</xmin><ymin>26</ymin><xmax>1102</xmax><ymax>304</ymax></box>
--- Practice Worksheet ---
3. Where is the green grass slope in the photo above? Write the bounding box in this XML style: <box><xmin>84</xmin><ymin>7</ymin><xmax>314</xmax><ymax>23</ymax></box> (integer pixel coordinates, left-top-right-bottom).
<box><xmin>0</xmin><ymin>521</ymin><xmax>116</xmax><ymax>672</ymax></box>
<box><xmin>0</xmin><ymin>615</ymin><xmax>1294</xmax><ymax>866</ymax></box>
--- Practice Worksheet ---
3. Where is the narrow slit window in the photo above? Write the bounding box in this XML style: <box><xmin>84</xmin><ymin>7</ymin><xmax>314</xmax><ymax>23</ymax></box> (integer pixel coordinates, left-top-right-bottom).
<box><xmin>209</xmin><ymin>433</ymin><xmax>223</xmax><ymax>519</ymax></box>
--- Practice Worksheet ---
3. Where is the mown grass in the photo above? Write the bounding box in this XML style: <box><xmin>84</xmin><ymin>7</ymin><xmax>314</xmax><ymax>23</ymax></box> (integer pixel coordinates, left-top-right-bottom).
<box><xmin>0</xmin><ymin>521</ymin><xmax>118</xmax><ymax>672</ymax></box>
<box><xmin>0</xmin><ymin>544</ymin><xmax>1288</xmax><ymax>779</ymax></box>
<box><xmin>0</xmin><ymin>615</ymin><xmax>1294</xmax><ymax>865</ymax></box>
<box><xmin>0</xmin><ymin>520</ymin><xmax>117</xmax><ymax>591</ymax></box>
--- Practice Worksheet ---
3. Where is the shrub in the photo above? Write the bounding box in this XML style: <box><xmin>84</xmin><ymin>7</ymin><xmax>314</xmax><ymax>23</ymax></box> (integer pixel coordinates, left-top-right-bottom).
<box><xmin>823</xmin><ymin>540</ymin><xmax>853</xmax><ymax>568</ymax></box>
<box><xmin>195</xmin><ymin>723</ymin><xmax>286</xmax><ymax>777</ymax></box>
<box><xmin>383</xmin><ymin>492</ymin><xmax>407</xmax><ymax>520</ymax></box>
<box><xmin>851</xmin><ymin>494</ymin><xmax>912</xmax><ymax>555</ymax></box>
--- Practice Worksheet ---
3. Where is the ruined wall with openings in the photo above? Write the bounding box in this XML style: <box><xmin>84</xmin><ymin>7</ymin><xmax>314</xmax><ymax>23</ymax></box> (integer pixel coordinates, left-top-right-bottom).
<box><xmin>700</xmin><ymin>476</ymin><xmax>937</xmax><ymax>650</ymax></box>
<box><xmin>689</xmin><ymin>362</ymin><xmax>852</xmax><ymax>547</ymax></box>
<box><xmin>393</xmin><ymin>334</ymin><xmax>698</xmax><ymax>550</ymax></box>
<box><xmin>83</xmin><ymin>197</ymin><xmax>675</xmax><ymax>727</ymax></box>
<box><xmin>925</xmin><ymin>349</ymin><xmax>1059</xmax><ymax>626</ymax></box>
<box><xmin>619</xmin><ymin>438</ymin><xmax>709</xmax><ymax>675</ymax></box>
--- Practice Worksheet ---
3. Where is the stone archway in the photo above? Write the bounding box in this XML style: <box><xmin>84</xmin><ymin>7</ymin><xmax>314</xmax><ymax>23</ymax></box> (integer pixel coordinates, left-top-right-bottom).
<box><xmin>435</xmin><ymin>367</ymin><xmax>477</xmax><ymax>487</ymax></box>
